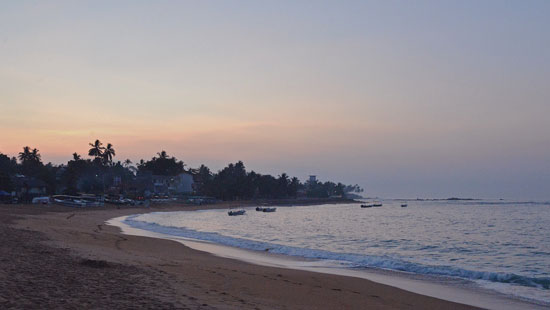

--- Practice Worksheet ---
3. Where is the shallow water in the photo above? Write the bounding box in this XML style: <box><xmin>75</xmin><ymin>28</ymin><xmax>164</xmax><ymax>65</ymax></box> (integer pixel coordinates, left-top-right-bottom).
<box><xmin>124</xmin><ymin>200</ymin><xmax>550</xmax><ymax>305</ymax></box>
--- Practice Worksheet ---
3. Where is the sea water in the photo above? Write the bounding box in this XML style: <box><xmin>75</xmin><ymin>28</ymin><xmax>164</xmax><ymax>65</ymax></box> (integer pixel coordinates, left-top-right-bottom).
<box><xmin>122</xmin><ymin>200</ymin><xmax>550</xmax><ymax>305</ymax></box>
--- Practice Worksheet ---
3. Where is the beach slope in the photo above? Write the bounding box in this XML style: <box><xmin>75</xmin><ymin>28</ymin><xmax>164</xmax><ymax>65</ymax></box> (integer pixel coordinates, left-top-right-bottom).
<box><xmin>3</xmin><ymin>204</ymin><xmax>480</xmax><ymax>309</ymax></box>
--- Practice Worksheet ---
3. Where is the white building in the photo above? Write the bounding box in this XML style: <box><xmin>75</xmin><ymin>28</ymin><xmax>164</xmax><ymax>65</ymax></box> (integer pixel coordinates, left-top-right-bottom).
<box><xmin>171</xmin><ymin>172</ymin><xmax>194</xmax><ymax>194</ymax></box>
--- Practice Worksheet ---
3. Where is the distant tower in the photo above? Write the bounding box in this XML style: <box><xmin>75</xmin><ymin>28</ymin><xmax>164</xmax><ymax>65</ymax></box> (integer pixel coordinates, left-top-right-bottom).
<box><xmin>309</xmin><ymin>175</ymin><xmax>317</xmax><ymax>183</ymax></box>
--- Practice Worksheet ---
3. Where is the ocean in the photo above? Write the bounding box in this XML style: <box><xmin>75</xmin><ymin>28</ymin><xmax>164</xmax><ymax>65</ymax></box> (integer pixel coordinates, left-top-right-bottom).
<box><xmin>120</xmin><ymin>200</ymin><xmax>550</xmax><ymax>307</ymax></box>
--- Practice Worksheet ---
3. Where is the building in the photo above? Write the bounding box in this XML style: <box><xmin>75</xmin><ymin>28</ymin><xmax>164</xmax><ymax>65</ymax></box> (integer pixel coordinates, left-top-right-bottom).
<box><xmin>171</xmin><ymin>172</ymin><xmax>194</xmax><ymax>194</ymax></box>
<box><xmin>152</xmin><ymin>175</ymin><xmax>171</xmax><ymax>195</ymax></box>
<box><xmin>126</xmin><ymin>171</ymin><xmax>195</xmax><ymax>197</ymax></box>
<box><xmin>11</xmin><ymin>175</ymin><xmax>47</xmax><ymax>201</ymax></box>
<box><xmin>126</xmin><ymin>171</ymin><xmax>154</xmax><ymax>198</ymax></box>
<box><xmin>151</xmin><ymin>172</ymin><xmax>194</xmax><ymax>196</ymax></box>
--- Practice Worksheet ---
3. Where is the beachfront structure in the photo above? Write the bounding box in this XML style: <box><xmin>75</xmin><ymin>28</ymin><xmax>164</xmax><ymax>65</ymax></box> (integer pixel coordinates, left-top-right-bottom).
<box><xmin>152</xmin><ymin>175</ymin><xmax>170</xmax><ymax>194</ymax></box>
<box><xmin>117</xmin><ymin>170</ymin><xmax>195</xmax><ymax>198</ymax></box>
<box><xmin>10</xmin><ymin>175</ymin><xmax>47</xmax><ymax>201</ymax></box>
<box><xmin>171</xmin><ymin>172</ymin><xmax>194</xmax><ymax>194</ymax></box>
<box><xmin>151</xmin><ymin>172</ymin><xmax>194</xmax><ymax>196</ymax></box>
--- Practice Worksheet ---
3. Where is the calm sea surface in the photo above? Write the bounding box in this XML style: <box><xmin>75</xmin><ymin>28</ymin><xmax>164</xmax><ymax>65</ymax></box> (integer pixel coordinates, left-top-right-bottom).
<box><xmin>124</xmin><ymin>200</ymin><xmax>550</xmax><ymax>304</ymax></box>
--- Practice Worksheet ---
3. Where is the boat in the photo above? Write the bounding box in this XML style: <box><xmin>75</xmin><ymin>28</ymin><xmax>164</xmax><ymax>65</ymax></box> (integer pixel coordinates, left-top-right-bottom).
<box><xmin>105</xmin><ymin>197</ymin><xmax>135</xmax><ymax>205</ymax></box>
<box><xmin>52</xmin><ymin>195</ymin><xmax>104</xmax><ymax>207</ymax></box>
<box><xmin>32</xmin><ymin>196</ymin><xmax>51</xmax><ymax>205</ymax></box>
<box><xmin>401</xmin><ymin>203</ymin><xmax>408</xmax><ymax>207</ymax></box>
<box><xmin>361</xmin><ymin>204</ymin><xmax>373</xmax><ymax>208</ymax></box>
<box><xmin>372</xmin><ymin>202</ymin><xmax>383</xmax><ymax>207</ymax></box>
<box><xmin>228</xmin><ymin>209</ymin><xmax>246</xmax><ymax>216</ymax></box>
<box><xmin>256</xmin><ymin>206</ymin><xmax>277</xmax><ymax>212</ymax></box>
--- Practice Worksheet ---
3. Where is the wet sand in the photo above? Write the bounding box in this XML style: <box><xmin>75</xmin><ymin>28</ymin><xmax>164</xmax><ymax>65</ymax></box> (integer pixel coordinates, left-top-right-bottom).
<box><xmin>2</xmin><ymin>203</ymin><xmax>481</xmax><ymax>309</ymax></box>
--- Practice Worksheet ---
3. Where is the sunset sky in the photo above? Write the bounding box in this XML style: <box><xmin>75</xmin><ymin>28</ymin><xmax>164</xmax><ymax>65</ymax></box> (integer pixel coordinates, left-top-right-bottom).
<box><xmin>1</xmin><ymin>1</ymin><xmax>550</xmax><ymax>199</ymax></box>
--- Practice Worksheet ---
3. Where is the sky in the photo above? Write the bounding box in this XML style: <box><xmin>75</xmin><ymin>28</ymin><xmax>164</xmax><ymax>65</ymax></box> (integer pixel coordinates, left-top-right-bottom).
<box><xmin>1</xmin><ymin>1</ymin><xmax>550</xmax><ymax>199</ymax></box>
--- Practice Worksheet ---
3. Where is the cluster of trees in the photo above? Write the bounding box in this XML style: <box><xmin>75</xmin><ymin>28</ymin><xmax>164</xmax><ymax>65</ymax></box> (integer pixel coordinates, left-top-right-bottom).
<box><xmin>0</xmin><ymin>139</ymin><xmax>363</xmax><ymax>200</ymax></box>
<box><xmin>137</xmin><ymin>150</ymin><xmax>185</xmax><ymax>175</ymax></box>
<box><xmin>0</xmin><ymin>140</ymin><xmax>130</xmax><ymax>195</ymax></box>
<box><xmin>193</xmin><ymin>162</ymin><xmax>301</xmax><ymax>199</ymax></box>
<box><xmin>190</xmin><ymin>161</ymin><xmax>362</xmax><ymax>200</ymax></box>
<box><xmin>1</xmin><ymin>147</ymin><xmax>57</xmax><ymax>193</ymax></box>
<box><xmin>0</xmin><ymin>153</ymin><xmax>18</xmax><ymax>191</ymax></box>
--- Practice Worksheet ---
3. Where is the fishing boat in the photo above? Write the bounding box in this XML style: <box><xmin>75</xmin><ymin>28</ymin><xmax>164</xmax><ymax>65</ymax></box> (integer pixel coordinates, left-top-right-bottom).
<box><xmin>256</xmin><ymin>206</ymin><xmax>277</xmax><ymax>212</ymax></box>
<box><xmin>401</xmin><ymin>203</ymin><xmax>408</xmax><ymax>207</ymax></box>
<box><xmin>52</xmin><ymin>195</ymin><xmax>104</xmax><ymax>207</ymax></box>
<box><xmin>32</xmin><ymin>196</ymin><xmax>51</xmax><ymax>204</ymax></box>
<box><xmin>228</xmin><ymin>209</ymin><xmax>246</xmax><ymax>216</ymax></box>
<box><xmin>361</xmin><ymin>204</ymin><xmax>373</xmax><ymax>208</ymax></box>
<box><xmin>373</xmin><ymin>202</ymin><xmax>383</xmax><ymax>207</ymax></box>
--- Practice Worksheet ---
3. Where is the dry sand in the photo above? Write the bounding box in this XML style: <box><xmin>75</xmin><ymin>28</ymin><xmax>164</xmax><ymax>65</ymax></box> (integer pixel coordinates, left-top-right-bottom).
<box><xmin>1</xmin><ymin>203</ymin><xmax>482</xmax><ymax>309</ymax></box>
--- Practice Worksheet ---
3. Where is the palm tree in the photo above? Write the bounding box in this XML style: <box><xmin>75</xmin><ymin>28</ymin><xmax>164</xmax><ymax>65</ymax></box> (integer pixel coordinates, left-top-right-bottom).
<box><xmin>88</xmin><ymin>140</ymin><xmax>104</xmax><ymax>159</ymax></box>
<box><xmin>103</xmin><ymin>143</ymin><xmax>116</xmax><ymax>164</ymax></box>
<box><xmin>17</xmin><ymin>146</ymin><xmax>42</xmax><ymax>177</ymax></box>
<box><xmin>18</xmin><ymin>146</ymin><xmax>41</xmax><ymax>163</ymax></box>
<box><xmin>18</xmin><ymin>146</ymin><xmax>32</xmax><ymax>162</ymax></box>
<box><xmin>123</xmin><ymin>159</ymin><xmax>132</xmax><ymax>168</ymax></box>
<box><xmin>31</xmin><ymin>148</ymin><xmax>41</xmax><ymax>162</ymax></box>
<box><xmin>72</xmin><ymin>153</ymin><xmax>81</xmax><ymax>161</ymax></box>
<box><xmin>157</xmin><ymin>150</ymin><xmax>169</xmax><ymax>159</ymax></box>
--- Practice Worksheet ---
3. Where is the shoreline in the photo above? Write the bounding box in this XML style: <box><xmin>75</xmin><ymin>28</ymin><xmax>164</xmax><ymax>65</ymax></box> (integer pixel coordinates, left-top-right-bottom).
<box><xmin>1</xmin><ymin>202</ymin><xmax>490</xmax><ymax>309</ymax></box>
<box><xmin>112</xmin><ymin>207</ymin><xmax>546</xmax><ymax>310</ymax></box>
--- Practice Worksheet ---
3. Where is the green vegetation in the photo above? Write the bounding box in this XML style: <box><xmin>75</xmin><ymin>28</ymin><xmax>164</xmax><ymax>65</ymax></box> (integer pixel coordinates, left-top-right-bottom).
<box><xmin>0</xmin><ymin>140</ymin><xmax>363</xmax><ymax>201</ymax></box>
<box><xmin>137</xmin><ymin>151</ymin><xmax>185</xmax><ymax>176</ymax></box>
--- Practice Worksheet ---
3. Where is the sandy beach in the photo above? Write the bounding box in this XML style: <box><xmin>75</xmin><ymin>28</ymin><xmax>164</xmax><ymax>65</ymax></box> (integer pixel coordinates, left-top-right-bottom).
<box><xmin>1</xmin><ymin>203</ymin><xmax>481</xmax><ymax>309</ymax></box>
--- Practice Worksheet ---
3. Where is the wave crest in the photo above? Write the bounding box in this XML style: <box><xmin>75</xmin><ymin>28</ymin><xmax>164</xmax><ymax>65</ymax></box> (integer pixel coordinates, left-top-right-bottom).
<box><xmin>125</xmin><ymin>215</ymin><xmax>550</xmax><ymax>290</ymax></box>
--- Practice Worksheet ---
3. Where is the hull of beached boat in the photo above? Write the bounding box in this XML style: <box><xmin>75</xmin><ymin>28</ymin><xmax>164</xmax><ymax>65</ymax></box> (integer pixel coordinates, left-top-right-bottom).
<box><xmin>228</xmin><ymin>210</ymin><xmax>246</xmax><ymax>216</ymax></box>
<box><xmin>256</xmin><ymin>207</ymin><xmax>277</xmax><ymax>212</ymax></box>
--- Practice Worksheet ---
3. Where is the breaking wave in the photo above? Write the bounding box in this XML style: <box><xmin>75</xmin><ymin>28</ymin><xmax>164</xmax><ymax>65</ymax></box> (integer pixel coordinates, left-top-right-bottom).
<box><xmin>124</xmin><ymin>214</ymin><xmax>550</xmax><ymax>290</ymax></box>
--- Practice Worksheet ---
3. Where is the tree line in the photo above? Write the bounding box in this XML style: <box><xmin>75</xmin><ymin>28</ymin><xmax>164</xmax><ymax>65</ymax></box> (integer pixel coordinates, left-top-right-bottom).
<box><xmin>0</xmin><ymin>140</ymin><xmax>363</xmax><ymax>200</ymax></box>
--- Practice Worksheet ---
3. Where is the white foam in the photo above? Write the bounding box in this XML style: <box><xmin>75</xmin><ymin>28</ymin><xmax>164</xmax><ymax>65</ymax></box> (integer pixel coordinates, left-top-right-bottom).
<box><xmin>108</xmin><ymin>214</ymin><xmax>548</xmax><ymax>310</ymax></box>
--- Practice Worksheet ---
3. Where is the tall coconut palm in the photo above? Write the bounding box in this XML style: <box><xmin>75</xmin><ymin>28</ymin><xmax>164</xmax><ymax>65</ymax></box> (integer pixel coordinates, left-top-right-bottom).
<box><xmin>18</xmin><ymin>146</ymin><xmax>41</xmax><ymax>163</ymax></box>
<box><xmin>18</xmin><ymin>146</ymin><xmax>32</xmax><ymax>162</ymax></box>
<box><xmin>31</xmin><ymin>148</ymin><xmax>41</xmax><ymax>162</ymax></box>
<box><xmin>17</xmin><ymin>146</ymin><xmax>42</xmax><ymax>177</ymax></box>
<box><xmin>88</xmin><ymin>140</ymin><xmax>104</xmax><ymax>159</ymax></box>
<box><xmin>103</xmin><ymin>143</ymin><xmax>116</xmax><ymax>164</ymax></box>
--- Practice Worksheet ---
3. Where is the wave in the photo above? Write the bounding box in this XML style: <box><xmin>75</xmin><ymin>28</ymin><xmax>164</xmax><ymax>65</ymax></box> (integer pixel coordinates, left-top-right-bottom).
<box><xmin>124</xmin><ymin>215</ymin><xmax>550</xmax><ymax>290</ymax></box>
